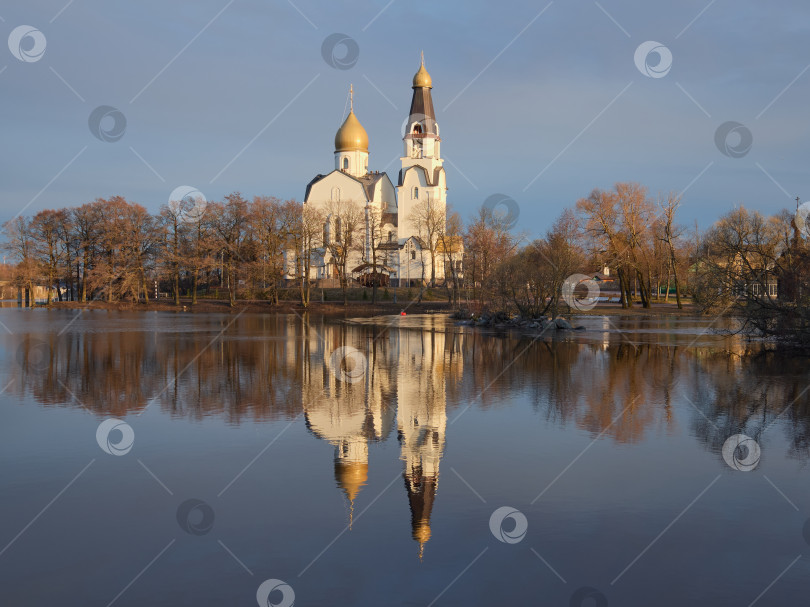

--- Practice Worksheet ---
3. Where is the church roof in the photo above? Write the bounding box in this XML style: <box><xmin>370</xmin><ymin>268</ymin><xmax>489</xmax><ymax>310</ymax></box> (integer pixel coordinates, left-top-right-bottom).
<box><xmin>356</xmin><ymin>171</ymin><xmax>389</xmax><ymax>201</ymax></box>
<box><xmin>304</xmin><ymin>169</ymin><xmax>394</xmax><ymax>204</ymax></box>
<box><xmin>397</xmin><ymin>164</ymin><xmax>444</xmax><ymax>188</ymax></box>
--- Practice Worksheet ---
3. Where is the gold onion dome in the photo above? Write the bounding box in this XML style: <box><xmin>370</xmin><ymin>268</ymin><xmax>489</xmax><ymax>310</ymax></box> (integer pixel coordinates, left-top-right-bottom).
<box><xmin>334</xmin><ymin>92</ymin><xmax>369</xmax><ymax>152</ymax></box>
<box><xmin>412</xmin><ymin>62</ymin><xmax>432</xmax><ymax>89</ymax></box>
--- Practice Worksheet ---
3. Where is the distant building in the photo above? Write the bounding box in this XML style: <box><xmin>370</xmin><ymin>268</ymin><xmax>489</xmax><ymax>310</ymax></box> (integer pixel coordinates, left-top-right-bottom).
<box><xmin>295</xmin><ymin>55</ymin><xmax>461</xmax><ymax>287</ymax></box>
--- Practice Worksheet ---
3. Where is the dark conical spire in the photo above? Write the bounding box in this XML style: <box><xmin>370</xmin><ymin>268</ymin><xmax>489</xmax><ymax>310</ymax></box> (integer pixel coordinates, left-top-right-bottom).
<box><xmin>406</xmin><ymin>54</ymin><xmax>438</xmax><ymax>138</ymax></box>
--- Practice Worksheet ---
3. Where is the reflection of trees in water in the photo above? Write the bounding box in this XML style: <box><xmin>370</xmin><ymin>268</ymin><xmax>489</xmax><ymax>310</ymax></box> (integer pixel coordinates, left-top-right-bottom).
<box><xmin>12</xmin><ymin>315</ymin><xmax>304</xmax><ymax>423</ymax></box>
<box><xmin>10</xmin><ymin>316</ymin><xmax>810</xmax><ymax>460</ymax></box>
<box><xmin>684</xmin><ymin>349</ymin><xmax>810</xmax><ymax>460</ymax></box>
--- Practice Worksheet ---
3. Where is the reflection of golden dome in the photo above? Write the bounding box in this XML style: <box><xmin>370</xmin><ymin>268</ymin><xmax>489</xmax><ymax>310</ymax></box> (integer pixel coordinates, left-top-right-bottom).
<box><xmin>334</xmin><ymin>111</ymin><xmax>369</xmax><ymax>152</ymax></box>
<box><xmin>413</xmin><ymin>520</ymin><xmax>432</xmax><ymax>544</ymax></box>
<box><xmin>334</xmin><ymin>460</ymin><xmax>368</xmax><ymax>502</ymax></box>
<box><xmin>412</xmin><ymin>63</ymin><xmax>432</xmax><ymax>89</ymax></box>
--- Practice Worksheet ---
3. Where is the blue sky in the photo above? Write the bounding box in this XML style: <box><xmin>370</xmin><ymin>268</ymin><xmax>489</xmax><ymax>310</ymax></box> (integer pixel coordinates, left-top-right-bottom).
<box><xmin>2</xmin><ymin>0</ymin><xmax>809</xmax><ymax>237</ymax></box>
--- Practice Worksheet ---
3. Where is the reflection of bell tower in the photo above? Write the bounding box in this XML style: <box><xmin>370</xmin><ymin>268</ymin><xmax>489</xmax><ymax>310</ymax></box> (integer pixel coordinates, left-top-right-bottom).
<box><xmin>397</xmin><ymin>330</ymin><xmax>449</xmax><ymax>559</ymax></box>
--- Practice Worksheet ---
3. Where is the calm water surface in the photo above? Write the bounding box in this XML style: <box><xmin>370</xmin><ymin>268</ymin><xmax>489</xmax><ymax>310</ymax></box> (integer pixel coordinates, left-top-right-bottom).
<box><xmin>1</xmin><ymin>310</ymin><xmax>809</xmax><ymax>606</ymax></box>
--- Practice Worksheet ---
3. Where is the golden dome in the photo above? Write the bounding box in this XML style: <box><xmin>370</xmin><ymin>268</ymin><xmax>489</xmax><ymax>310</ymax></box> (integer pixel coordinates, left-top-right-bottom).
<box><xmin>412</xmin><ymin>63</ymin><xmax>432</xmax><ymax>89</ymax></box>
<box><xmin>334</xmin><ymin>110</ymin><xmax>369</xmax><ymax>152</ymax></box>
<box><xmin>334</xmin><ymin>460</ymin><xmax>368</xmax><ymax>502</ymax></box>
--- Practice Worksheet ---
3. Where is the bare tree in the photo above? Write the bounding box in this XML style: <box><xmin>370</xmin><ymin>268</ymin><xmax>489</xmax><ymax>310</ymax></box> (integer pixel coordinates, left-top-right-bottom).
<box><xmin>325</xmin><ymin>198</ymin><xmax>364</xmax><ymax>305</ymax></box>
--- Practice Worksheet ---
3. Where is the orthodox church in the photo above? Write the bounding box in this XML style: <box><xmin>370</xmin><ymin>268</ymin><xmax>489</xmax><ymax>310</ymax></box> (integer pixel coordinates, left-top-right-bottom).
<box><xmin>299</xmin><ymin>56</ymin><xmax>458</xmax><ymax>286</ymax></box>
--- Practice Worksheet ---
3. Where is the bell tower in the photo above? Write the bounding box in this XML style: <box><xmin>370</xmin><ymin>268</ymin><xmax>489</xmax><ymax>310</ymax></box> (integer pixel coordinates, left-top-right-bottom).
<box><xmin>397</xmin><ymin>53</ymin><xmax>448</xmax><ymax>242</ymax></box>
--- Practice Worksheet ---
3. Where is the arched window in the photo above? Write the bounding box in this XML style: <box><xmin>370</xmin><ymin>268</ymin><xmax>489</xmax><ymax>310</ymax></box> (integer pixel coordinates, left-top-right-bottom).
<box><xmin>342</xmin><ymin>157</ymin><xmax>349</xmax><ymax>170</ymax></box>
<box><xmin>388</xmin><ymin>231</ymin><xmax>393</xmax><ymax>242</ymax></box>
<box><xmin>411</xmin><ymin>250</ymin><xmax>416</xmax><ymax>260</ymax></box>
<box><xmin>412</xmin><ymin>124</ymin><xmax>422</xmax><ymax>134</ymax></box>
<box><xmin>413</xmin><ymin>187</ymin><xmax>419</xmax><ymax>199</ymax></box>
<box><xmin>331</xmin><ymin>187</ymin><xmax>340</xmax><ymax>201</ymax></box>
<box><xmin>335</xmin><ymin>218</ymin><xmax>342</xmax><ymax>242</ymax></box>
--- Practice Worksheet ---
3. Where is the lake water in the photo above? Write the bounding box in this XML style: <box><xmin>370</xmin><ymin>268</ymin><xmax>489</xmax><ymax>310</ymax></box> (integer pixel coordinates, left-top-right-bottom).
<box><xmin>1</xmin><ymin>310</ymin><xmax>809</xmax><ymax>606</ymax></box>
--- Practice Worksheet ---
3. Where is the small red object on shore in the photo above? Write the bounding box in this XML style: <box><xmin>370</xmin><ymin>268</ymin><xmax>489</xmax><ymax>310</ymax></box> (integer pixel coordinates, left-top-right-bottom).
<box><xmin>400</xmin><ymin>311</ymin><xmax>406</xmax><ymax>316</ymax></box>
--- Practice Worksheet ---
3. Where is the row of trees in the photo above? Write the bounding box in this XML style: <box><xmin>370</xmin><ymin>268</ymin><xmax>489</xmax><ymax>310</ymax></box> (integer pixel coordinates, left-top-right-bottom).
<box><xmin>3</xmin><ymin>194</ymin><xmax>304</xmax><ymax>307</ymax></box>
<box><xmin>7</xmin><ymin>181</ymin><xmax>809</xmax><ymax>344</ymax></box>
<box><xmin>467</xmin><ymin>182</ymin><xmax>693</xmax><ymax>315</ymax></box>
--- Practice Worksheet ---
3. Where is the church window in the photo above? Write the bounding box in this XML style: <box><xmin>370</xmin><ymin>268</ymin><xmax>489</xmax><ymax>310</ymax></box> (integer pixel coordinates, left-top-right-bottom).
<box><xmin>388</xmin><ymin>231</ymin><xmax>393</xmax><ymax>242</ymax></box>
<box><xmin>331</xmin><ymin>187</ymin><xmax>340</xmax><ymax>201</ymax></box>
<box><xmin>335</xmin><ymin>218</ymin><xmax>342</xmax><ymax>242</ymax></box>
<box><xmin>413</xmin><ymin>187</ymin><xmax>419</xmax><ymax>199</ymax></box>
<box><xmin>342</xmin><ymin>157</ymin><xmax>349</xmax><ymax>170</ymax></box>
<box><xmin>412</xmin><ymin>124</ymin><xmax>422</xmax><ymax>134</ymax></box>
<box><xmin>411</xmin><ymin>250</ymin><xmax>416</xmax><ymax>260</ymax></box>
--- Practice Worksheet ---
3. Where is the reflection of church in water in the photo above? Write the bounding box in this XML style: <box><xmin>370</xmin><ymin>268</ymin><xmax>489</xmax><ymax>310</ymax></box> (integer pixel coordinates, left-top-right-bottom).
<box><xmin>302</xmin><ymin>325</ymin><xmax>461</xmax><ymax>557</ymax></box>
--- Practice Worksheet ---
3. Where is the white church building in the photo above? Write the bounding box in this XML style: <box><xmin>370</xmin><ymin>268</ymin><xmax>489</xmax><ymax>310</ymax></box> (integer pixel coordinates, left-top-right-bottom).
<box><xmin>293</xmin><ymin>57</ymin><xmax>461</xmax><ymax>287</ymax></box>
